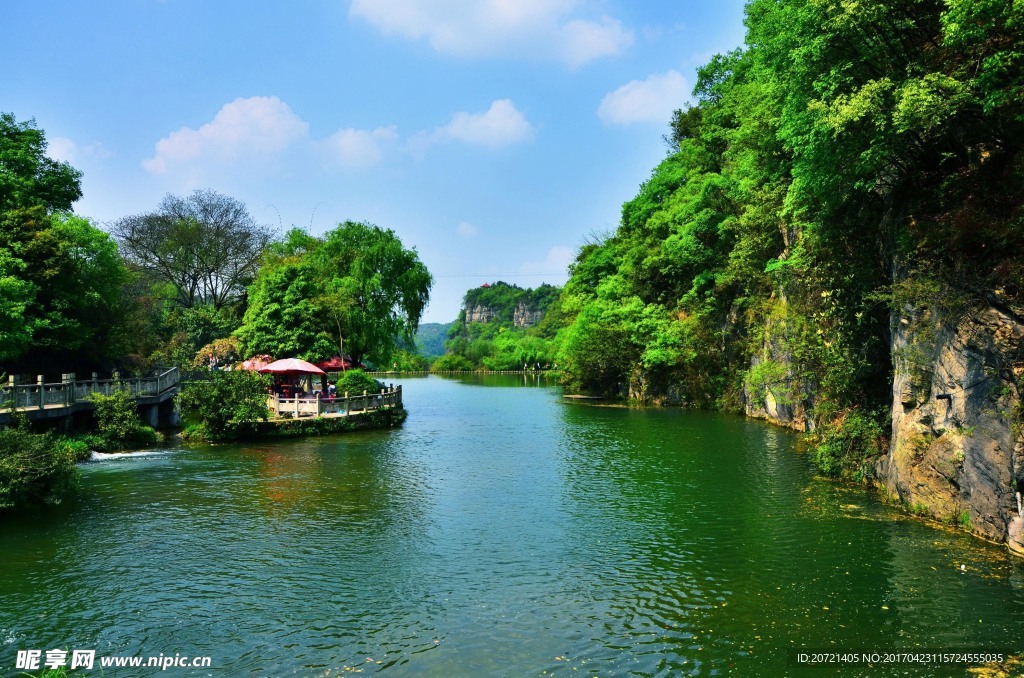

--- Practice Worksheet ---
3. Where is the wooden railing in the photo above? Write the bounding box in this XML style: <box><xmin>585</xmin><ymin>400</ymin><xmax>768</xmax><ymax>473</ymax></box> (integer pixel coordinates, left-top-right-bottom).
<box><xmin>1</xmin><ymin>367</ymin><xmax>180</xmax><ymax>412</ymax></box>
<box><xmin>268</xmin><ymin>385</ymin><xmax>402</xmax><ymax>419</ymax></box>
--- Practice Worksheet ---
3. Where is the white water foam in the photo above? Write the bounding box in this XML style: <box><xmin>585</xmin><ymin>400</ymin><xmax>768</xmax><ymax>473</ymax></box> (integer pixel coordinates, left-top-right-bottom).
<box><xmin>88</xmin><ymin>449</ymin><xmax>177</xmax><ymax>462</ymax></box>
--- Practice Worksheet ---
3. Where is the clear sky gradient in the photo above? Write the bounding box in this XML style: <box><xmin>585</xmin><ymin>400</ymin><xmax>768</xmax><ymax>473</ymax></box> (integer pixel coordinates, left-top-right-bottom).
<box><xmin>4</xmin><ymin>1</ymin><xmax>747</xmax><ymax>322</ymax></box>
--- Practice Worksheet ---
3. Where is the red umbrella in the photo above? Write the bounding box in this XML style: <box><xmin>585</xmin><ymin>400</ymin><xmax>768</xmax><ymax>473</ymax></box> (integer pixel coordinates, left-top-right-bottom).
<box><xmin>257</xmin><ymin>358</ymin><xmax>327</xmax><ymax>375</ymax></box>
<box><xmin>314</xmin><ymin>355</ymin><xmax>357</xmax><ymax>371</ymax></box>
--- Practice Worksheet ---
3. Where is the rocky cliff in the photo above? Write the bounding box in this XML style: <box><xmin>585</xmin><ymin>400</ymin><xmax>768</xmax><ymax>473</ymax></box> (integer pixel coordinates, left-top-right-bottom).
<box><xmin>513</xmin><ymin>301</ymin><xmax>544</xmax><ymax>328</ymax></box>
<box><xmin>876</xmin><ymin>302</ymin><xmax>1024</xmax><ymax>554</ymax></box>
<box><xmin>464</xmin><ymin>304</ymin><xmax>496</xmax><ymax>324</ymax></box>
<box><xmin>743</xmin><ymin>297</ymin><xmax>818</xmax><ymax>433</ymax></box>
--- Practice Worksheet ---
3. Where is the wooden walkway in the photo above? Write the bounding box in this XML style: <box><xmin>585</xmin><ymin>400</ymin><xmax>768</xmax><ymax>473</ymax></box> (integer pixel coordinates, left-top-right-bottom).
<box><xmin>0</xmin><ymin>367</ymin><xmax>180</xmax><ymax>424</ymax></box>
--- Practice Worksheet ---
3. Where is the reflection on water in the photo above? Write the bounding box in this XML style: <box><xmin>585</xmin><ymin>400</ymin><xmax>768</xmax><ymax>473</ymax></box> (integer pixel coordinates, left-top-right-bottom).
<box><xmin>0</xmin><ymin>375</ymin><xmax>1022</xmax><ymax>676</ymax></box>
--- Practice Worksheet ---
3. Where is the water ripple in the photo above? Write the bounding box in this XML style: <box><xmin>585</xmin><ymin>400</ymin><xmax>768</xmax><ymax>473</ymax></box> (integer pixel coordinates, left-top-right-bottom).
<box><xmin>0</xmin><ymin>376</ymin><xmax>1021</xmax><ymax>676</ymax></box>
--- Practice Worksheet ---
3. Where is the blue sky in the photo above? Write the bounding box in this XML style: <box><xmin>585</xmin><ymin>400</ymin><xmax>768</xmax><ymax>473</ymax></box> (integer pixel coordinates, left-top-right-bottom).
<box><xmin>4</xmin><ymin>0</ymin><xmax>747</xmax><ymax>322</ymax></box>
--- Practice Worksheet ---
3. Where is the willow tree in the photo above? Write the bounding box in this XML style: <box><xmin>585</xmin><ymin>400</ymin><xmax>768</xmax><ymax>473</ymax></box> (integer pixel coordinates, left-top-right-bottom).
<box><xmin>237</xmin><ymin>222</ymin><xmax>432</xmax><ymax>366</ymax></box>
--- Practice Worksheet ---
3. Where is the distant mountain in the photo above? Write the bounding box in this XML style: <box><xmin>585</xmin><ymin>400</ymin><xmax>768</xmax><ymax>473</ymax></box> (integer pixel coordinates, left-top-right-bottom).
<box><xmin>462</xmin><ymin>282</ymin><xmax>561</xmax><ymax>327</ymax></box>
<box><xmin>415</xmin><ymin>322</ymin><xmax>453</xmax><ymax>357</ymax></box>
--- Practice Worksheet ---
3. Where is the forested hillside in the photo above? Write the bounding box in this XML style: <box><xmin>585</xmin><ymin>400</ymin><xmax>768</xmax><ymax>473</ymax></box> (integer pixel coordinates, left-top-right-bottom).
<box><xmin>438</xmin><ymin>282</ymin><xmax>562</xmax><ymax>370</ymax></box>
<box><xmin>415</xmin><ymin>323</ymin><xmax>453</xmax><ymax>358</ymax></box>
<box><xmin>555</xmin><ymin>0</ymin><xmax>1024</xmax><ymax>548</ymax></box>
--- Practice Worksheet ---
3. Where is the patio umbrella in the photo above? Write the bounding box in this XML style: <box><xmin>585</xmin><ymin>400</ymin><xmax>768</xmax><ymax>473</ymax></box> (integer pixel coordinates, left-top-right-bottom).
<box><xmin>314</xmin><ymin>355</ymin><xmax>357</xmax><ymax>371</ymax></box>
<box><xmin>257</xmin><ymin>358</ymin><xmax>327</xmax><ymax>375</ymax></box>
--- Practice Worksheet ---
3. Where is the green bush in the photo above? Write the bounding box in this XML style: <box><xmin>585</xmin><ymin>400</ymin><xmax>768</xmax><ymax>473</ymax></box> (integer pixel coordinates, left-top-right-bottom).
<box><xmin>177</xmin><ymin>370</ymin><xmax>273</xmax><ymax>439</ymax></box>
<box><xmin>86</xmin><ymin>388</ymin><xmax>160</xmax><ymax>450</ymax></box>
<box><xmin>334</xmin><ymin>369</ymin><xmax>385</xmax><ymax>396</ymax></box>
<box><xmin>57</xmin><ymin>437</ymin><xmax>94</xmax><ymax>461</ymax></box>
<box><xmin>0</xmin><ymin>424</ymin><xmax>78</xmax><ymax>510</ymax></box>
<box><xmin>430</xmin><ymin>354</ymin><xmax>474</xmax><ymax>371</ymax></box>
<box><xmin>388</xmin><ymin>349</ymin><xmax>429</xmax><ymax>371</ymax></box>
<box><xmin>813</xmin><ymin>407</ymin><xmax>886</xmax><ymax>478</ymax></box>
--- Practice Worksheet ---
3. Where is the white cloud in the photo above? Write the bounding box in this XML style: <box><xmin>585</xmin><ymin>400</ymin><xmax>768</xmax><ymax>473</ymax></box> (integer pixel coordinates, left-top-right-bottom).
<box><xmin>521</xmin><ymin>245</ymin><xmax>574</xmax><ymax>276</ymax></box>
<box><xmin>349</xmin><ymin>0</ymin><xmax>632</xmax><ymax>67</ymax></box>
<box><xmin>410</xmin><ymin>99</ymin><xmax>533</xmax><ymax>152</ymax></box>
<box><xmin>442</xmin><ymin>99</ymin><xmax>533</xmax><ymax>147</ymax></box>
<box><xmin>145</xmin><ymin>95</ymin><xmax>530</xmax><ymax>182</ymax></box>
<box><xmin>561</xmin><ymin>17</ymin><xmax>633</xmax><ymax>69</ymax></box>
<box><xmin>143</xmin><ymin>96</ymin><xmax>309</xmax><ymax>174</ymax></box>
<box><xmin>48</xmin><ymin>137</ymin><xmax>111</xmax><ymax>164</ymax></box>
<box><xmin>457</xmin><ymin>222</ymin><xmax>478</xmax><ymax>238</ymax></box>
<box><xmin>319</xmin><ymin>125</ymin><xmax>398</xmax><ymax>168</ymax></box>
<box><xmin>597</xmin><ymin>70</ymin><xmax>690</xmax><ymax>126</ymax></box>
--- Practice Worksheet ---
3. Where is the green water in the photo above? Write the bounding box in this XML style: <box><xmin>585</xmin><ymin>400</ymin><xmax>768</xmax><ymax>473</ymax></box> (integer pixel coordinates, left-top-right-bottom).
<box><xmin>1</xmin><ymin>375</ymin><xmax>1022</xmax><ymax>676</ymax></box>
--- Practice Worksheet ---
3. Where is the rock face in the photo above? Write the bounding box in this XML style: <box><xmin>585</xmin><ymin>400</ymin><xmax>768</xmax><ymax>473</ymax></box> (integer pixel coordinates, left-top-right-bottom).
<box><xmin>743</xmin><ymin>299</ymin><xmax>817</xmax><ymax>432</ymax></box>
<box><xmin>513</xmin><ymin>301</ymin><xmax>544</xmax><ymax>328</ymax></box>
<box><xmin>744</xmin><ymin>354</ymin><xmax>816</xmax><ymax>432</ymax></box>
<box><xmin>876</xmin><ymin>303</ymin><xmax>1024</xmax><ymax>554</ymax></box>
<box><xmin>464</xmin><ymin>304</ymin><xmax>496</xmax><ymax>324</ymax></box>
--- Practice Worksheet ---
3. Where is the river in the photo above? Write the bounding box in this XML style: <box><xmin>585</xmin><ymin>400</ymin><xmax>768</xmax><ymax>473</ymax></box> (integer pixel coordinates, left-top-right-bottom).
<box><xmin>2</xmin><ymin>374</ymin><xmax>1022</xmax><ymax>676</ymax></box>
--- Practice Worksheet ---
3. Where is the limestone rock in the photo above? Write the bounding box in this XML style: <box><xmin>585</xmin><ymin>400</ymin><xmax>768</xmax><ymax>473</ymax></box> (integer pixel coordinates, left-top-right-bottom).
<box><xmin>513</xmin><ymin>301</ymin><xmax>544</xmax><ymax>328</ymax></box>
<box><xmin>743</xmin><ymin>300</ymin><xmax>817</xmax><ymax>432</ymax></box>
<box><xmin>877</xmin><ymin>303</ymin><xmax>1024</xmax><ymax>554</ymax></box>
<box><xmin>464</xmin><ymin>304</ymin><xmax>496</xmax><ymax>324</ymax></box>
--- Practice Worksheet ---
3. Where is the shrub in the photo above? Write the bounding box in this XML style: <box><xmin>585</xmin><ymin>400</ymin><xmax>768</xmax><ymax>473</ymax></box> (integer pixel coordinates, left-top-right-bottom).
<box><xmin>430</xmin><ymin>354</ymin><xmax>474</xmax><ymax>372</ymax></box>
<box><xmin>334</xmin><ymin>369</ymin><xmax>385</xmax><ymax>396</ymax></box>
<box><xmin>813</xmin><ymin>407</ymin><xmax>887</xmax><ymax>478</ymax></box>
<box><xmin>57</xmin><ymin>437</ymin><xmax>94</xmax><ymax>461</ymax></box>
<box><xmin>87</xmin><ymin>388</ymin><xmax>160</xmax><ymax>450</ymax></box>
<box><xmin>177</xmin><ymin>370</ymin><xmax>273</xmax><ymax>438</ymax></box>
<box><xmin>0</xmin><ymin>423</ymin><xmax>77</xmax><ymax>510</ymax></box>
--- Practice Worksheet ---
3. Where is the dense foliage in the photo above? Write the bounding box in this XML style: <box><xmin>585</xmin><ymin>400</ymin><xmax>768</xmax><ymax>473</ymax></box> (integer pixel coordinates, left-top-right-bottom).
<box><xmin>237</xmin><ymin>223</ymin><xmax>432</xmax><ymax>366</ymax></box>
<box><xmin>556</xmin><ymin>0</ymin><xmax>1024</xmax><ymax>473</ymax></box>
<box><xmin>86</xmin><ymin>388</ymin><xmax>160</xmax><ymax>450</ymax></box>
<box><xmin>0</xmin><ymin>423</ymin><xmax>77</xmax><ymax>511</ymax></box>
<box><xmin>442</xmin><ymin>283</ymin><xmax>562</xmax><ymax>370</ymax></box>
<box><xmin>0</xmin><ymin>113</ymin><xmax>81</xmax><ymax>213</ymax></box>
<box><xmin>0</xmin><ymin>115</ymin><xmax>129</xmax><ymax>369</ymax></box>
<box><xmin>177</xmin><ymin>370</ymin><xmax>273</xmax><ymax>439</ymax></box>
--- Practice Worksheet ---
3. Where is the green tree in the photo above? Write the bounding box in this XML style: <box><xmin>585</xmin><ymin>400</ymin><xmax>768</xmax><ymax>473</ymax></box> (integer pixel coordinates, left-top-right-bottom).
<box><xmin>237</xmin><ymin>222</ymin><xmax>432</xmax><ymax>366</ymax></box>
<box><xmin>0</xmin><ymin>209</ymin><xmax>128</xmax><ymax>366</ymax></box>
<box><xmin>0</xmin><ymin>113</ymin><xmax>82</xmax><ymax>213</ymax></box>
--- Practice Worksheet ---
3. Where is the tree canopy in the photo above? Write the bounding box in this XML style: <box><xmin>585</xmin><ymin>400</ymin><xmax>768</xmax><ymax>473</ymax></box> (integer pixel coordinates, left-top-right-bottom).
<box><xmin>236</xmin><ymin>222</ymin><xmax>432</xmax><ymax>366</ymax></box>
<box><xmin>111</xmin><ymin>189</ymin><xmax>273</xmax><ymax>311</ymax></box>
<box><xmin>0</xmin><ymin>113</ymin><xmax>128</xmax><ymax>369</ymax></box>
<box><xmin>0</xmin><ymin>208</ymin><xmax>127</xmax><ymax>366</ymax></box>
<box><xmin>0</xmin><ymin>113</ymin><xmax>82</xmax><ymax>213</ymax></box>
<box><xmin>553</xmin><ymin>0</ymin><xmax>1024</xmax><ymax>467</ymax></box>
